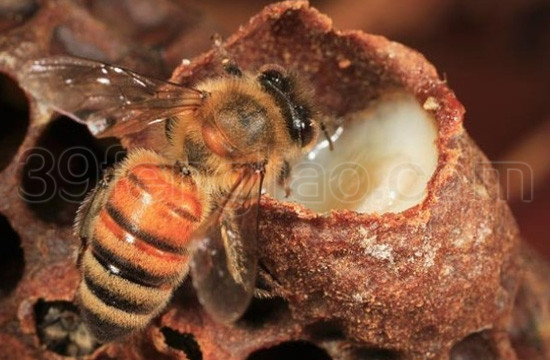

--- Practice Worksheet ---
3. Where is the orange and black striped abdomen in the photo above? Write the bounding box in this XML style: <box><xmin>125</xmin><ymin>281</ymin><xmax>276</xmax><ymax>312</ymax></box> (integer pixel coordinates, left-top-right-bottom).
<box><xmin>78</xmin><ymin>159</ymin><xmax>204</xmax><ymax>341</ymax></box>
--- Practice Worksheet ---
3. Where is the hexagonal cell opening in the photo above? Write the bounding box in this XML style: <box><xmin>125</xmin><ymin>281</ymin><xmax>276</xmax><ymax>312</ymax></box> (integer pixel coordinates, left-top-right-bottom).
<box><xmin>0</xmin><ymin>73</ymin><xmax>30</xmax><ymax>172</ymax></box>
<box><xmin>0</xmin><ymin>213</ymin><xmax>24</xmax><ymax>298</ymax></box>
<box><xmin>238</xmin><ymin>296</ymin><xmax>289</xmax><ymax>328</ymax></box>
<box><xmin>20</xmin><ymin>116</ymin><xmax>125</xmax><ymax>225</ymax></box>
<box><xmin>348</xmin><ymin>347</ymin><xmax>402</xmax><ymax>360</ymax></box>
<box><xmin>450</xmin><ymin>330</ymin><xmax>497</xmax><ymax>360</ymax></box>
<box><xmin>83</xmin><ymin>0</ymin><xmax>203</xmax><ymax>45</ymax></box>
<box><xmin>0</xmin><ymin>0</ymin><xmax>38</xmax><ymax>32</ymax></box>
<box><xmin>161</xmin><ymin>327</ymin><xmax>202</xmax><ymax>360</ymax></box>
<box><xmin>304</xmin><ymin>320</ymin><xmax>345</xmax><ymax>341</ymax></box>
<box><xmin>246</xmin><ymin>341</ymin><xmax>332</xmax><ymax>360</ymax></box>
<box><xmin>34</xmin><ymin>299</ymin><xmax>99</xmax><ymax>357</ymax></box>
<box><xmin>51</xmin><ymin>25</ymin><xmax>111</xmax><ymax>63</ymax></box>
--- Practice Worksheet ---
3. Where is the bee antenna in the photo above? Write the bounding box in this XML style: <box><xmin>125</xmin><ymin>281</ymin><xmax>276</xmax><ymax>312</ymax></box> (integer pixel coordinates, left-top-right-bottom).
<box><xmin>320</xmin><ymin>122</ymin><xmax>334</xmax><ymax>151</ymax></box>
<box><xmin>211</xmin><ymin>33</ymin><xmax>223</xmax><ymax>48</ymax></box>
<box><xmin>211</xmin><ymin>33</ymin><xmax>242</xmax><ymax>77</ymax></box>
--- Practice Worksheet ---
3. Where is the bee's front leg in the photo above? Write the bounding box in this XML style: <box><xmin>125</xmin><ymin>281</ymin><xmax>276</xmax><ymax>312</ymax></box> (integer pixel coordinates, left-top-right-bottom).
<box><xmin>277</xmin><ymin>161</ymin><xmax>292</xmax><ymax>198</ymax></box>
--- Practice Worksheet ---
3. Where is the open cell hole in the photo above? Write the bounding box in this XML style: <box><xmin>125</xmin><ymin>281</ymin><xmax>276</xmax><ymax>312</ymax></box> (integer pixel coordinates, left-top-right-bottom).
<box><xmin>238</xmin><ymin>296</ymin><xmax>289</xmax><ymax>328</ymax></box>
<box><xmin>20</xmin><ymin>116</ymin><xmax>125</xmax><ymax>225</ymax></box>
<box><xmin>0</xmin><ymin>73</ymin><xmax>29</xmax><ymax>172</ymax></box>
<box><xmin>349</xmin><ymin>348</ymin><xmax>402</xmax><ymax>360</ymax></box>
<box><xmin>450</xmin><ymin>331</ymin><xmax>497</xmax><ymax>360</ymax></box>
<box><xmin>84</xmin><ymin>0</ymin><xmax>203</xmax><ymax>46</ymax></box>
<box><xmin>34</xmin><ymin>299</ymin><xmax>99</xmax><ymax>357</ymax></box>
<box><xmin>0</xmin><ymin>213</ymin><xmax>24</xmax><ymax>298</ymax></box>
<box><xmin>161</xmin><ymin>327</ymin><xmax>202</xmax><ymax>360</ymax></box>
<box><xmin>305</xmin><ymin>320</ymin><xmax>345</xmax><ymax>341</ymax></box>
<box><xmin>52</xmin><ymin>25</ymin><xmax>110</xmax><ymax>63</ymax></box>
<box><xmin>0</xmin><ymin>0</ymin><xmax>38</xmax><ymax>32</ymax></box>
<box><xmin>246</xmin><ymin>341</ymin><xmax>332</xmax><ymax>360</ymax></box>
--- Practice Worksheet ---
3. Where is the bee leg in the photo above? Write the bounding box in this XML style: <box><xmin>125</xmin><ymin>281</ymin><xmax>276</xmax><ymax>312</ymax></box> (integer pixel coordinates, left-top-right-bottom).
<box><xmin>254</xmin><ymin>263</ymin><xmax>285</xmax><ymax>299</ymax></box>
<box><xmin>76</xmin><ymin>237</ymin><xmax>87</xmax><ymax>270</ymax></box>
<box><xmin>164</xmin><ymin>116</ymin><xmax>177</xmax><ymax>143</ymax></box>
<box><xmin>222</xmin><ymin>61</ymin><xmax>242</xmax><ymax>77</ymax></box>
<box><xmin>174</xmin><ymin>160</ymin><xmax>191</xmax><ymax>177</ymax></box>
<box><xmin>74</xmin><ymin>167</ymin><xmax>115</xmax><ymax>267</ymax></box>
<box><xmin>211</xmin><ymin>33</ymin><xmax>242</xmax><ymax>77</ymax></box>
<box><xmin>320</xmin><ymin>121</ymin><xmax>334</xmax><ymax>151</ymax></box>
<box><xmin>277</xmin><ymin>161</ymin><xmax>292</xmax><ymax>198</ymax></box>
<box><xmin>99</xmin><ymin>167</ymin><xmax>115</xmax><ymax>187</ymax></box>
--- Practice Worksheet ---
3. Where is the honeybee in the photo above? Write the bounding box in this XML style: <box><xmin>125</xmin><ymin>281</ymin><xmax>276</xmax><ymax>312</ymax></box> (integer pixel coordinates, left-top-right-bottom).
<box><xmin>21</xmin><ymin>53</ymin><xmax>321</xmax><ymax>342</ymax></box>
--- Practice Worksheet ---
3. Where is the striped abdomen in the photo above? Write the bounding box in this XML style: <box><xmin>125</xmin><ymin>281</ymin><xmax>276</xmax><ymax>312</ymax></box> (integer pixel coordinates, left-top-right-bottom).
<box><xmin>78</xmin><ymin>160</ymin><xmax>204</xmax><ymax>341</ymax></box>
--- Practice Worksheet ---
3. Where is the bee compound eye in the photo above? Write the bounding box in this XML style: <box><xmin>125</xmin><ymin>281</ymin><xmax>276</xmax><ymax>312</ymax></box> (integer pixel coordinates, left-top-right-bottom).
<box><xmin>261</xmin><ymin>69</ymin><xmax>282</xmax><ymax>83</ymax></box>
<box><xmin>298</xmin><ymin>118</ymin><xmax>314</xmax><ymax>147</ymax></box>
<box><xmin>260</xmin><ymin>69</ymin><xmax>290</xmax><ymax>93</ymax></box>
<box><xmin>294</xmin><ymin>105</ymin><xmax>314</xmax><ymax>147</ymax></box>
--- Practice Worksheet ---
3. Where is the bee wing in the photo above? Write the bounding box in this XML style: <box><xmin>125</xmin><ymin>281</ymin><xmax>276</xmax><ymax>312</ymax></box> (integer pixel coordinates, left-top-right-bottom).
<box><xmin>20</xmin><ymin>56</ymin><xmax>204</xmax><ymax>137</ymax></box>
<box><xmin>189</xmin><ymin>168</ymin><xmax>264</xmax><ymax>323</ymax></box>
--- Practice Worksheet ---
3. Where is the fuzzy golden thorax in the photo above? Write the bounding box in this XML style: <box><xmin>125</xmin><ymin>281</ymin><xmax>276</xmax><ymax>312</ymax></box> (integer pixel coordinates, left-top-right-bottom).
<box><xmin>167</xmin><ymin>69</ymin><xmax>319</xmax><ymax>193</ymax></box>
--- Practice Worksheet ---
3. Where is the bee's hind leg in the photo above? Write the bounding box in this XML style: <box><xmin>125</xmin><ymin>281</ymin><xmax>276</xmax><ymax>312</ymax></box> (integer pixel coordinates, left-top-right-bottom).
<box><xmin>73</xmin><ymin>167</ymin><xmax>115</xmax><ymax>268</ymax></box>
<box><xmin>173</xmin><ymin>160</ymin><xmax>192</xmax><ymax>177</ymax></box>
<box><xmin>254</xmin><ymin>263</ymin><xmax>285</xmax><ymax>299</ymax></box>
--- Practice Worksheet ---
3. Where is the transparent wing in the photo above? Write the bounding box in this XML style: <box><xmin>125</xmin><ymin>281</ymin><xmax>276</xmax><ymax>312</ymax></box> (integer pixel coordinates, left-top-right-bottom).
<box><xmin>190</xmin><ymin>167</ymin><xmax>264</xmax><ymax>323</ymax></box>
<box><xmin>20</xmin><ymin>56</ymin><xmax>204</xmax><ymax>137</ymax></box>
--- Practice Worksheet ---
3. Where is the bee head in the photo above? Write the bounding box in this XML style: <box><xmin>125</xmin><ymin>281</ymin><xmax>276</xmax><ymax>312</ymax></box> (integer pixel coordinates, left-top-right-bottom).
<box><xmin>198</xmin><ymin>65</ymin><xmax>318</xmax><ymax>166</ymax></box>
<box><xmin>257</xmin><ymin>66</ymin><xmax>317</xmax><ymax>149</ymax></box>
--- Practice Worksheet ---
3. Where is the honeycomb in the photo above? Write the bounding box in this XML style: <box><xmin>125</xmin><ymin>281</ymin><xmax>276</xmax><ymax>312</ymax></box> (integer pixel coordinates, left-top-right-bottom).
<box><xmin>0</xmin><ymin>1</ymin><xmax>549</xmax><ymax>359</ymax></box>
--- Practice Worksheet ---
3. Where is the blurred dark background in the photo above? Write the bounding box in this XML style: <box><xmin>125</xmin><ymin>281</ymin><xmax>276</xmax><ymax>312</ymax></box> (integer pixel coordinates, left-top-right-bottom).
<box><xmin>187</xmin><ymin>0</ymin><xmax>550</xmax><ymax>261</ymax></box>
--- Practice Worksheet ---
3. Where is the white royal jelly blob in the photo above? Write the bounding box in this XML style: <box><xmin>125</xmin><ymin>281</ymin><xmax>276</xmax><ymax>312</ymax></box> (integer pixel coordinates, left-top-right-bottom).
<box><xmin>270</xmin><ymin>93</ymin><xmax>439</xmax><ymax>214</ymax></box>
